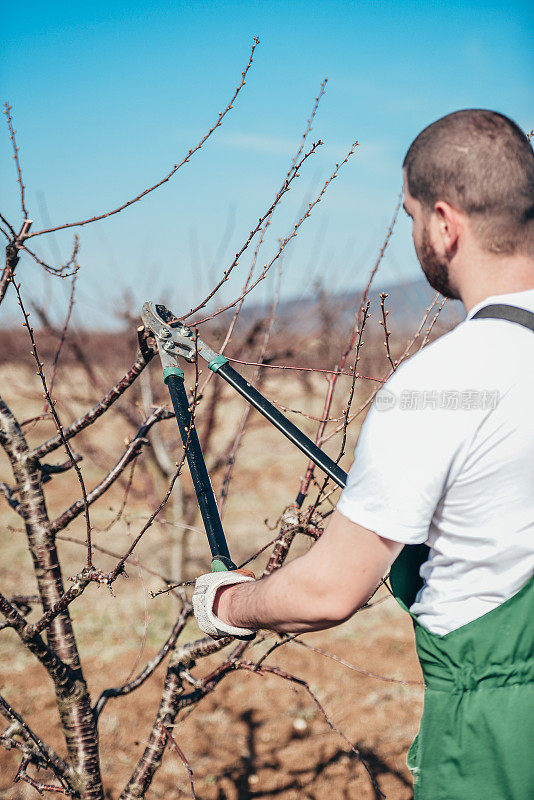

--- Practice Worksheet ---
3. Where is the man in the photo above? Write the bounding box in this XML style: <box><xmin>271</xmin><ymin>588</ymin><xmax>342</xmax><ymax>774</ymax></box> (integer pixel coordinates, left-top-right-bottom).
<box><xmin>193</xmin><ymin>110</ymin><xmax>534</xmax><ymax>798</ymax></box>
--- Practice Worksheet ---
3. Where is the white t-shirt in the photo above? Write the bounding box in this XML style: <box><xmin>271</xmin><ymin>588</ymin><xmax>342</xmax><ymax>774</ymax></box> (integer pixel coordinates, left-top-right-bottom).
<box><xmin>337</xmin><ymin>289</ymin><xmax>534</xmax><ymax>635</ymax></box>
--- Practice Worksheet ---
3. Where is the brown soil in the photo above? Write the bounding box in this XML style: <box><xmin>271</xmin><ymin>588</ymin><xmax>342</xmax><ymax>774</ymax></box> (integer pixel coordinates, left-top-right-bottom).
<box><xmin>0</xmin><ymin>597</ymin><xmax>422</xmax><ymax>800</ymax></box>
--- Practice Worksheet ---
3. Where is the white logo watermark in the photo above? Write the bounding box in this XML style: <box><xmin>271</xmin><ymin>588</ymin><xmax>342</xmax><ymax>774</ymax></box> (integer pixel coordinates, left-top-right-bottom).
<box><xmin>374</xmin><ymin>388</ymin><xmax>499</xmax><ymax>412</ymax></box>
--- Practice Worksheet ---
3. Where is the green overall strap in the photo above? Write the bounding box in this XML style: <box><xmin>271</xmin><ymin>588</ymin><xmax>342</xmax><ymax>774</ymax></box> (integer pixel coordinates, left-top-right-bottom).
<box><xmin>390</xmin><ymin>302</ymin><xmax>534</xmax><ymax>611</ymax></box>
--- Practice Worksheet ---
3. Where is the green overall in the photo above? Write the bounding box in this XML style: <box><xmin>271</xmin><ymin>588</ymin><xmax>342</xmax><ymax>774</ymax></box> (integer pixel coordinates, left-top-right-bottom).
<box><xmin>389</xmin><ymin>304</ymin><xmax>534</xmax><ymax>799</ymax></box>
<box><xmin>391</xmin><ymin>549</ymin><xmax>534</xmax><ymax>799</ymax></box>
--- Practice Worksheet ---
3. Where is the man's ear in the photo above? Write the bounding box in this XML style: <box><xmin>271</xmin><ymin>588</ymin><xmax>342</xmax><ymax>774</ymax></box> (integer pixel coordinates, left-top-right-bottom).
<box><xmin>433</xmin><ymin>201</ymin><xmax>461</xmax><ymax>254</ymax></box>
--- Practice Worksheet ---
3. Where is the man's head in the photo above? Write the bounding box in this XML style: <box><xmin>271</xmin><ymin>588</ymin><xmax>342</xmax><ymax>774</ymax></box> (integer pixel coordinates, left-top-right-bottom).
<box><xmin>403</xmin><ymin>109</ymin><xmax>534</xmax><ymax>298</ymax></box>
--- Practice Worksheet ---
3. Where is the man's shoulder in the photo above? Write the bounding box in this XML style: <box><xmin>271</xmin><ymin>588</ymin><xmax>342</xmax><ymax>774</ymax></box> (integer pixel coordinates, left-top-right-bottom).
<box><xmin>386</xmin><ymin>307</ymin><xmax>532</xmax><ymax>394</ymax></box>
<box><xmin>386</xmin><ymin>323</ymin><xmax>471</xmax><ymax>391</ymax></box>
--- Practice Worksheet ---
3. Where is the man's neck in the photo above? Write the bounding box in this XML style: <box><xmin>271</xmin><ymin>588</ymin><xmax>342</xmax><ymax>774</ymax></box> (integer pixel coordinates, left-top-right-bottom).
<box><xmin>455</xmin><ymin>251</ymin><xmax>534</xmax><ymax>313</ymax></box>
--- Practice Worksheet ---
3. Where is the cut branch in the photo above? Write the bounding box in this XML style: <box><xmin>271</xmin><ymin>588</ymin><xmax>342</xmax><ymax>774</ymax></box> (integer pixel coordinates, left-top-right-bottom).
<box><xmin>0</xmin><ymin>220</ymin><xmax>32</xmax><ymax>306</ymax></box>
<box><xmin>0</xmin><ymin>481</ymin><xmax>23</xmax><ymax>515</ymax></box>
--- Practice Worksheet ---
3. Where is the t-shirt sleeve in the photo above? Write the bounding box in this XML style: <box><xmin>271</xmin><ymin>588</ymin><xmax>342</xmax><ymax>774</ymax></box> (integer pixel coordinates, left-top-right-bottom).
<box><xmin>337</xmin><ymin>360</ymin><xmax>476</xmax><ymax>545</ymax></box>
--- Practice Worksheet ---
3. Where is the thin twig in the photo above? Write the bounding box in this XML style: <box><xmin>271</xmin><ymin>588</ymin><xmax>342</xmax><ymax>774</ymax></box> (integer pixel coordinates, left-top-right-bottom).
<box><xmin>225</xmin><ymin>356</ymin><xmax>383</xmax><ymax>380</ymax></box>
<box><xmin>3</xmin><ymin>103</ymin><xmax>28</xmax><ymax>219</ymax></box>
<box><xmin>56</xmin><ymin>533</ymin><xmax>174</xmax><ymax>585</ymax></box>
<box><xmin>209</xmin><ymin>77</ymin><xmax>328</xmax><ymax>374</ymax></box>
<box><xmin>19</xmin><ymin>236</ymin><xmax>80</xmax><ymax>278</ymax></box>
<box><xmin>14</xmin><ymin>757</ymin><xmax>70</xmax><ymax>796</ymax></box>
<box><xmin>219</xmin><ymin>263</ymin><xmax>282</xmax><ymax>515</ymax></box>
<box><xmin>321</xmin><ymin>292</ymin><xmax>442</xmax><ymax>444</ymax></box>
<box><xmin>28</xmin><ymin>334</ymin><xmax>158</xmax><ymax>461</ymax></box>
<box><xmin>335</xmin><ymin>300</ymin><xmax>370</xmax><ymax>466</ymax></box>
<box><xmin>292</xmin><ymin>639</ymin><xmax>422</xmax><ymax>686</ymax></box>
<box><xmin>48</xmin><ymin>407</ymin><xmax>169</xmax><ymax>535</ymax></box>
<box><xmin>357</xmin><ymin>194</ymin><xmax>402</xmax><ymax>328</ymax></box>
<box><xmin>184</xmin><ymin>141</ymin><xmax>322</xmax><ymax>320</ymax></box>
<box><xmin>161</xmin><ymin>726</ymin><xmax>198</xmax><ymax>799</ymax></box>
<box><xmin>379</xmin><ymin>292</ymin><xmax>396</xmax><ymax>370</ymax></box>
<box><xmin>0</xmin><ymin>695</ymin><xmax>74</xmax><ymax>792</ymax></box>
<box><xmin>100</xmin><ymin>456</ymin><xmax>139</xmax><ymax>532</ymax></box>
<box><xmin>194</xmin><ymin>142</ymin><xmax>359</xmax><ymax>325</ymax></box>
<box><xmin>419</xmin><ymin>297</ymin><xmax>446</xmax><ymax>349</ymax></box>
<box><xmin>46</xmin><ymin>274</ymin><xmax>77</xmax><ymax>405</ymax></box>
<box><xmin>0</xmin><ymin>212</ymin><xmax>16</xmax><ymax>238</ymax></box>
<box><xmin>27</xmin><ymin>38</ymin><xmax>260</xmax><ymax>239</ymax></box>
<box><xmin>94</xmin><ymin>601</ymin><xmax>191</xmax><ymax>718</ymax></box>
<box><xmin>106</xmin><ymin>466</ymin><xmax>181</xmax><ymax>583</ymax></box>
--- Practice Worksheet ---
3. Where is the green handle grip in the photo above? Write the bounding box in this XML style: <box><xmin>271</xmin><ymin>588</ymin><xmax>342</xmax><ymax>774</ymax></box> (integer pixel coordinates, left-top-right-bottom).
<box><xmin>211</xmin><ymin>556</ymin><xmax>237</xmax><ymax>572</ymax></box>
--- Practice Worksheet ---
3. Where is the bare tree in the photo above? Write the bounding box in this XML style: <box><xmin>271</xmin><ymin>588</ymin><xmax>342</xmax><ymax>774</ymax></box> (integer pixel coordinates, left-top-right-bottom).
<box><xmin>0</xmin><ymin>41</ymin><xmax>443</xmax><ymax>800</ymax></box>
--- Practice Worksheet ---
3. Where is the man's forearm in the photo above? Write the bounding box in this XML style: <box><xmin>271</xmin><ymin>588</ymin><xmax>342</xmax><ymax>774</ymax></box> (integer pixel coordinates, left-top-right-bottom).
<box><xmin>214</xmin><ymin>557</ymin><xmax>350</xmax><ymax>634</ymax></box>
<box><xmin>212</xmin><ymin>511</ymin><xmax>403</xmax><ymax>634</ymax></box>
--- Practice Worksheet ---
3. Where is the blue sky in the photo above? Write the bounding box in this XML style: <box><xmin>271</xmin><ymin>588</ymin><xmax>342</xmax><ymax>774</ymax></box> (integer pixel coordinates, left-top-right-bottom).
<box><xmin>1</xmin><ymin>1</ymin><xmax>532</xmax><ymax>326</ymax></box>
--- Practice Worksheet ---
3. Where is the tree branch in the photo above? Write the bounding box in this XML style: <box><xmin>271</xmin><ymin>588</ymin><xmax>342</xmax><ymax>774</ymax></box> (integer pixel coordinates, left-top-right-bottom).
<box><xmin>120</xmin><ymin>636</ymin><xmax>237</xmax><ymax>800</ymax></box>
<box><xmin>0</xmin><ymin>592</ymin><xmax>79</xmax><ymax>694</ymax></box>
<box><xmin>236</xmin><ymin>661</ymin><xmax>384</xmax><ymax>798</ymax></box>
<box><xmin>49</xmin><ymin>406</ymin><xmax>171</xmax><ymax>535</ymax></box>
<box><xmin>160</xmin><ymin>726</ymin><xmax>198</xmax><ymax>800</ymax></box>
<box><xmin>13</xmin><ymin>279</ymin><xmax>96</xmax><ymax>564</ymax></box>
<box><xmin>0</xmin><ymin>694</ymin><xmax>75</xmax><ymax>792</ymax></box>
<box><xmin>193</xmin><ymin>140</ymin><xmax>359</xmax><ymax>324</ymax></box>
<box><xmin>94</xmin><ymin>600</ymin><xmax>192</xmax><ymax>719</ymax></box>
<box><xmin>26</xmin><ymin>38</ymin><xmax>259</xmax><ymax>239</ymax></box>
<box><xmin>0</xmin><ymin>220</ymin><xmax>32</xmax><ymax>306</ymax></box>
<box><xmin>29</xmin><ymin>335</ymin><xmax>157</xmax><ymax>461</ymax></box>
<box><xmin>0</xmin><ymin>480</ymin><xmax>23</xmax><ymax>515</ymax></box>
<box><xmin>184</xmin><ymin>140</ymin><xmax>321</xmax><ymax>320</ymax></box>
<box><xmin>3</xmin><ymin>103</ymin><xmax>28</xmax><ymax>219</ymax></box>
<box><xmin>14</xmin><ymin>757</ymin><xmax>71</xmax><ymax>796</ymax></box>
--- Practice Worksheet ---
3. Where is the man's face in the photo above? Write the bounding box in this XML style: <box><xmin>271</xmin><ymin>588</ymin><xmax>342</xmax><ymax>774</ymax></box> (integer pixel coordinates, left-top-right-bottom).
<box><xmin>402</xmin><ymin>176</ymin><xmax>460</xmax><ymax>300</ymax></box>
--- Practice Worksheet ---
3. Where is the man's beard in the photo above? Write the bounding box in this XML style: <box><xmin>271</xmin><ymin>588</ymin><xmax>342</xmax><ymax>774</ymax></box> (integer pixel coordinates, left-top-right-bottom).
<box><xmin>418</xmin><ymin>226</ymin><xmax>460</xmax><ymax>300</ymax></box>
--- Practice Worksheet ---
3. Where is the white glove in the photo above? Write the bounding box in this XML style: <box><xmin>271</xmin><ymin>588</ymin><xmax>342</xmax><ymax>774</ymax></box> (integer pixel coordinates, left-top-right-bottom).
<box><xmin>192</xmin><ymin>571</ymin><xmax>256</xmax><ymax>639</ymax></box>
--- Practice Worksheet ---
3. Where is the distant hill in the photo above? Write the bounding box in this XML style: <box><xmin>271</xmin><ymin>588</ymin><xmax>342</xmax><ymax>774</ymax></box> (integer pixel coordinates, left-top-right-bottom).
<box><xmin>0</xmin><ymin>279</ymin><xmax>464</xmax><ymax>369</ymax></box>
<box><xmin>260</xmin><ymin>278</ymin><xmax>465</xmax><ymax>335</ymax></box>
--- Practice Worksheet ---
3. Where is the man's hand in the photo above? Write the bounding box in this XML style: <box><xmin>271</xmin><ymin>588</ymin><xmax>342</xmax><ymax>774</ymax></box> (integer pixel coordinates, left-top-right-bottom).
<box><xmin>194</xmin><ymin>512</ymin><xmax>403</xmax><ymax>637</ymax></box>
<box><xmin>192</xmin><ymin>568</ymin><xmax>256</xmax><ymax>640</ymax></box>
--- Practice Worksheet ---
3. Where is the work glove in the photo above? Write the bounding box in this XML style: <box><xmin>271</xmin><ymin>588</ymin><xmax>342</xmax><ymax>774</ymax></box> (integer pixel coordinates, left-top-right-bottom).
<box><xmin>192</xmin><ymin>569</ymin><xmax>256</xmax><ymax>640</ymax></box>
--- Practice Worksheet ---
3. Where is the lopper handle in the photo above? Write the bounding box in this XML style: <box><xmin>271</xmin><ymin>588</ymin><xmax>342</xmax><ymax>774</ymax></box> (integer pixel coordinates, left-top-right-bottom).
<box><xmin>164</xmin><ymin>369</ymin><xmax>237</xmax><ymax>572</ymax></box>
<box><xmin>213</xmin><ymin>362</ymin><xmax>348</xmax><ymax>493</ymax></box>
